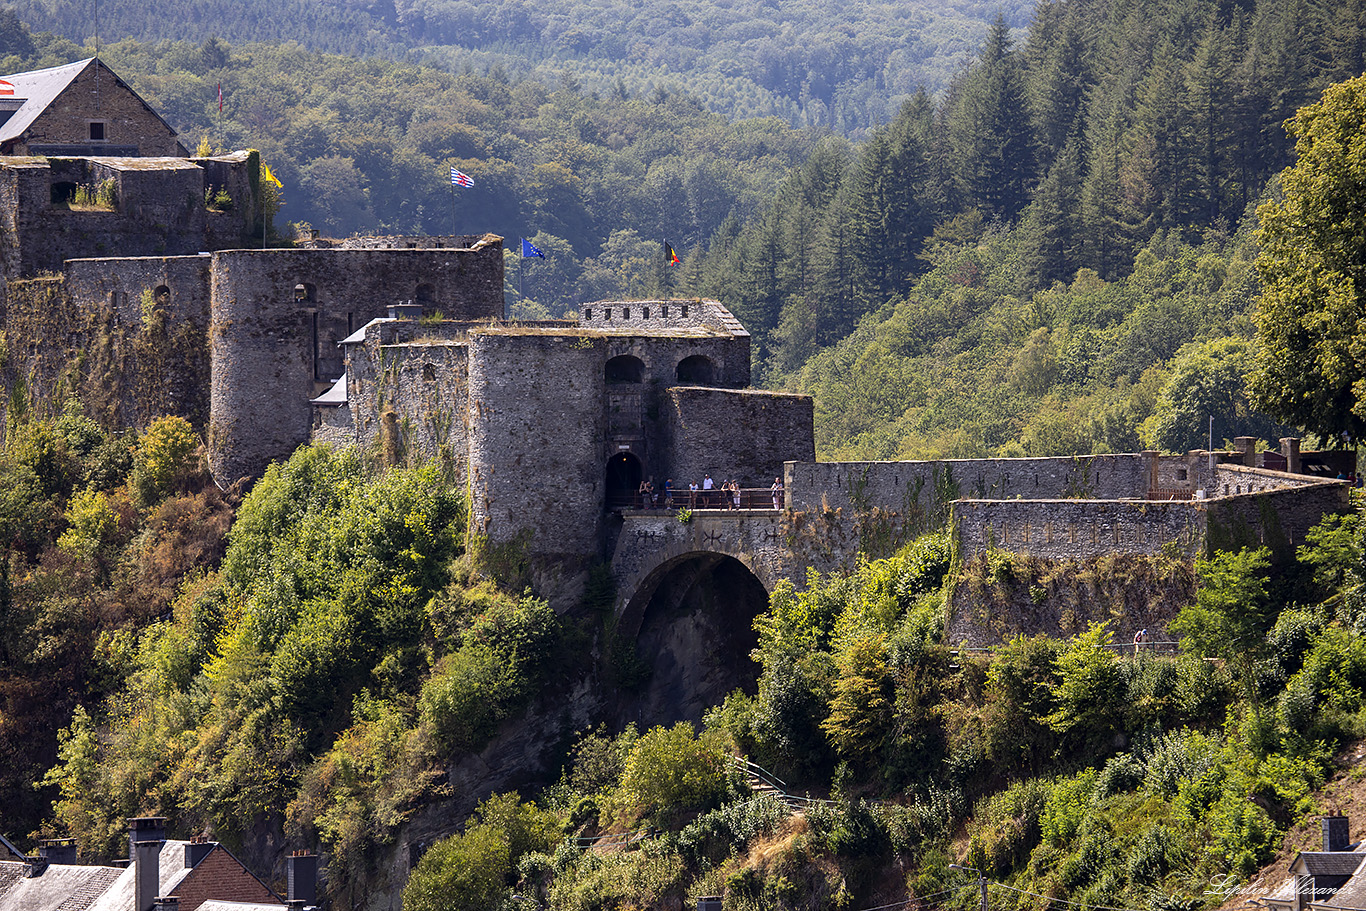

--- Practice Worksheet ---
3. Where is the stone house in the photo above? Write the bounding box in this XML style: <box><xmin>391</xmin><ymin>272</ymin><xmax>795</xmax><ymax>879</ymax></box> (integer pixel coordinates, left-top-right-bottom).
<box><xmin>1265</xmin><ymin>816</ymin><xmax>1366</xmax><ymax>911</ymax></box>
<box><xmin>0</xmin><ymin>58</ymin><xmax>186</xmax><ymax>157</ymax></box>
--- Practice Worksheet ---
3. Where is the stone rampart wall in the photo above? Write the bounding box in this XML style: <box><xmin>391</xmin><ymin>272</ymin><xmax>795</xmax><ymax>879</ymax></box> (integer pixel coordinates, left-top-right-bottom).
<box><xmin>785</xmin><ymin>455</ymin><xmax>1150</xmax><ymax>527</ymax></box>
<box><xmin>578</xmin><ymin>299</ymin><xmax>746</xmax><ymax>340</ymax></box>
<box><xmin>4</xmin><ymin>154</ymin><xmax>257</xmax><ymax>277</ymax></box>
<box><xmin>1205</xmin><ymin>480</ymin><xmax>1349</xmax><ymax>557</ymax></box>
<box><xmin>954</xmin><ymin>498</ymin><xmax>1204</xmax><ymax>560</ymax></box>
<box><xmin>2</xmin><ymin>255</ymin><xmax>212</xmax><ymax>432</ymax></box>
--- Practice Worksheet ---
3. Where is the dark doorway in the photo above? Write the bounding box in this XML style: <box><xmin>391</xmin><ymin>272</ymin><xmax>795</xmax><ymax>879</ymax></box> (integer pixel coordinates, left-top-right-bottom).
<box><xmin>606</xmin><ymin>355</ymin><xmax>645</xmax><ymax>384</ymax></box>
<box><xmin>605</xmin><ymin>452</ymin><xmax>642</xmax><ymax>510</ymax></box>
<box><xmin>615</xmin><ymin>553</ymin><xmax>768</xmax><ymax>726</ymax></box>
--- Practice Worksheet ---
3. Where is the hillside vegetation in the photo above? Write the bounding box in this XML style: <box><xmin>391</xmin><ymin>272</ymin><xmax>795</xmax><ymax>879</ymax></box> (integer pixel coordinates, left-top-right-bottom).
<box><xmin>7</xmin><ymin>0</ymin><xmax>1030</xmax><ymax>129</ymax></box>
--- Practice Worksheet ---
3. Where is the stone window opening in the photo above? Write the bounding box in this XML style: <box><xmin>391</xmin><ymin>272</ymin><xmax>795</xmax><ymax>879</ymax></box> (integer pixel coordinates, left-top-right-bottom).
<box><xmin>423</xmin><ymin>363</ymin><xmax>436</xmax><ymax>382</ymax></box>
<box><xmin>88</xmin><ymin>121</ymin><xmax>107</xmax><ymax>142</ymax></box>
<box><xmin>584</xmin><ymin>308</ymin><xmax>592</xmax><ymax>321</ymax></box>
<box><xmin>681</xmin><ymin>304</ymin><xmax>689</xmax><ymax>317</ymax></box>
<box><xmin>50</xmin><ymin>181</ymin><xmax>77</xmax><ymax>205</ymax></box>
<box><xmin>153</xmin><ymin>285</ymin><xmax>171</xmax><ymax>307</ymax></box>
<box><xmin>1176</xmin><ymin>467</ymin><xmax>1188</xmax><ymax>481</ymax></box>
<box><xmin>661</xmin><ymin>305</ymin><xmax>669</xmax><ymax>318</ymax></box>
<box><xmin>295</xmin><ymin>282</ymin><xmax>317</xmax><ymax>304</ymax></box>
<box><xmin>415</xmin><ymin>284</ymin><xmax>435</xmax><ymax>308</ymax></box>
<box><xmin>676</xmin><ymin>354</ymin><xmax>716</xmax><ymax>385</ymax></box>
<box><xmin>623</xmin><ymin>307</ymin><xmax>631</xmax><ymax>319</ymax></box>
<box><xmin>643</xmin><ymin>307</ymin><xmax>650</xmax><ymax>319</ymax></box>
<box><xmin>605</xmin><ymin>308</ymin><xmax>612</xmax><ymax>320</ymax></box>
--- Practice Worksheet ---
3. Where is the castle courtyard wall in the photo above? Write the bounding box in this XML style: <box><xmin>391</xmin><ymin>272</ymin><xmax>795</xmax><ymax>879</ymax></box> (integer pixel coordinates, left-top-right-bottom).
<box><xmin>954</xmin><ymin>498</ymin><xmax>1205</xmax><ymax>560</ymax></box>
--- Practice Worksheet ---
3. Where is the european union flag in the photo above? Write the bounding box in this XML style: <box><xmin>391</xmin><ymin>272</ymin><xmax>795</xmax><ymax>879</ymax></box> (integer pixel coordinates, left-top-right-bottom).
<box><xmin>521</xmin><ymin>239</ymin><xmax>546</xmax><ymax>258</ymax></box>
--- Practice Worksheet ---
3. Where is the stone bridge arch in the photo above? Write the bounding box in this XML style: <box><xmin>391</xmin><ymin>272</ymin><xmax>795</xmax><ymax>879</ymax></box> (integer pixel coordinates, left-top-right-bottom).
<box><xmin>610</xmin><ymin>513</ymin><xmax>793</xmax><ymax>639</ymax></box>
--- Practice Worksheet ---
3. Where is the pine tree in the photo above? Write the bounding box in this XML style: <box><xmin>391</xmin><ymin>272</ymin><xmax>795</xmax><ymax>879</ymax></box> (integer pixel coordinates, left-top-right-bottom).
<box><xmin>947</xmin><ymin>15</ymin><xmax>1039</xmax><ymax>222</ymax></box>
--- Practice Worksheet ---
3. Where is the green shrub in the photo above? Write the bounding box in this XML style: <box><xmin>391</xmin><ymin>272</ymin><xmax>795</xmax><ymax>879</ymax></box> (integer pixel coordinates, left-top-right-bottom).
<box><xmin>403</xmin><ymin>824</ymin><xmax>511</xmax><ymax>911</ymax></box>
<box><xmin>620</xmin><ymin>723</ymin><xmax>729</xmax><ymax>821</ymax></box>
<box><xmin>131</xmin><ymin>415</ymin><xmax>199</xmax><ymax>505</ymax></box>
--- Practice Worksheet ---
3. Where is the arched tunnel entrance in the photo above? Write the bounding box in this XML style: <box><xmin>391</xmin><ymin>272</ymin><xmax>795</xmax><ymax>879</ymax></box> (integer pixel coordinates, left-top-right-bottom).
<box><xmin>614</xmin><ymin>552</ymin><xmax>770</xmax><ymax>727</ymax></box>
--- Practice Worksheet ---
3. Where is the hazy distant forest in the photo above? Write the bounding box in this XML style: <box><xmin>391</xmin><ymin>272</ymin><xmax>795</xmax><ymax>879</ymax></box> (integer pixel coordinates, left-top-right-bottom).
<box><xmin>4</xmin><ymin>0</ymin><xmax>1366</xmax><ymax>909</ymax></box>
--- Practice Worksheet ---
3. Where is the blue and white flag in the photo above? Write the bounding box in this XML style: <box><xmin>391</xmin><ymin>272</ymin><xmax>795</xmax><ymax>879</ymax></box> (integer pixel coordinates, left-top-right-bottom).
<box><xmin>450</xmin><ymin>167</ymin><xmax>474</xmax><ymax>188</ymax></box>
<box><xmin>521</xmin><ymin>239</ymin><xmax>545</xmax><ymax>258</ymax></box>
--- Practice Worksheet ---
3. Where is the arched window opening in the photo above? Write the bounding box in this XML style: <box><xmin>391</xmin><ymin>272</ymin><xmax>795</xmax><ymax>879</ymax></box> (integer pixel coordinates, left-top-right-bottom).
<box><xmin>51</xmin><ymin>181</ymin><xmax>77</xmax><ymax>205</ymax></box>
<box><xmin>605</xmin><ymin>453</ymin><xmax>643</xmax><ymax>511</ymax></box>
<box><xmin>605</xmin><ymin>355</ymin><xmax>645</xmax><ymax>384</ymax></box>
<box><xmin>295</xmin><ymin>282</ymin><xmax>317</xmax><ymax>303</ymax></box>
<box><xmin>153</xmin><ymin>285</ymin><xmax>171</xmax><ymax>307</ymax></box>
<box><xmin>676</xmin><ymin>355</ymin><xmax>716</xmax><ymax>385</ymax></box>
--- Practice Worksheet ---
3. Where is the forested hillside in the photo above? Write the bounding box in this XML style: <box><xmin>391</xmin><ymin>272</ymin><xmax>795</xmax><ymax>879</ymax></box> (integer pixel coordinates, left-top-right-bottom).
<box><xmin>8</xmin><ymin>0</ymin><xmax>1029</xmax><ymax>129</ymax></box>
<box><xmin>3</xmin><ymin>0</ymin><xmax>1366</xmax><ymax>907</ymax></box>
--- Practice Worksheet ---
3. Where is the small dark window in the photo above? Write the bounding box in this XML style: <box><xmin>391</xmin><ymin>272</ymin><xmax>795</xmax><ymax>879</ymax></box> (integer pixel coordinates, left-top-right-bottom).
<box><xmin>681</xmin><ymin>304</ymin><xmax>689</xmax><ymax>317</ymax></box>
<box><xmin>623</xmin><ymin>307</ymin><xmax>630</xmax><ymax>319</ymax></box>
<box><xmin>584</xmin><ymin>308</ymin><xmax>592</xmax><ymax>321</ymax></box>
<box><xmin>423</xmin><ymin>363</ymin><xmax>436</xmax><ymax>381</ymax></box>
<box><xmin>605</xmin><ymin>308</ymin><xmax>612</xmax><ymax>320</ymax></box>
<box><xmin>661</xmin><ymin>305</ymin><xmax>668</xmax><ymax>318</ymax></box>
<box><xmin>643</xmin><ymin>307</ymin><xmax>650</xmax><ymax>319</ymax></box>
<box><xmin>1176</xmin><ymin>468</ymin><xmax>1188</xmax><ymax>481</ymax></box>
<box><xmin>88</xmin><ymin>121</ymin><xmax>106</xmax><ymax>141</ymax></box>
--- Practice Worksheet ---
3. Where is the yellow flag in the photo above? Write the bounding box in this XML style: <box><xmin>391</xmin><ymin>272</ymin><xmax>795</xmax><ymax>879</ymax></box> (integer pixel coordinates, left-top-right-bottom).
<box><xmin>261</xmin><ymin>162</ymin><xmax>283</xmax><ymax>188</ymax></box>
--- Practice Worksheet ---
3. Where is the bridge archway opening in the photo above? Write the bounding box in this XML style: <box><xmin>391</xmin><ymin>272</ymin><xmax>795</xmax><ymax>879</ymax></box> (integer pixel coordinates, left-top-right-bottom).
<box><xmin>616</xmin><ymin>552</ymin><xmax>768</xmax><ymax>726</ymax></box>
<box><xmin>606</xmin><ymin>452</ymin><xmax>642</xmax><ymax>510</ymax></box>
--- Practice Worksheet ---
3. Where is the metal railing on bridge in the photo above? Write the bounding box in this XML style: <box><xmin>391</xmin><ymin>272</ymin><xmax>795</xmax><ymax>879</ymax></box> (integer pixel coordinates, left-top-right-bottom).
<box><xmin>608</xmin><ymin>487</ymin><xmax>784</xmax><ymax>512</ymax></box>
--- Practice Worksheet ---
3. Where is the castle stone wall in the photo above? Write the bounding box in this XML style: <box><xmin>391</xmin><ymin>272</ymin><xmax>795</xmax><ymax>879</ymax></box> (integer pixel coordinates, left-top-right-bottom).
<box><xmin>467</xmin><ymin>331</ymin><xmax>606</xmax><ymax>603</ymax></box>
<box><xmin>2</xmin><ymin>255</ymin><xmax>211</xmax><ymax>432</ymax></box>
<box><xmin>1205</xmin><ymin>479</ymin><xmax>1349</xmax><ymax>557</ymax></box>
<box><xmin>663</xmin><ymin>387</ymin><xmax>813</xmax><ymax>490</ymax></box>
<box><xmin>1</xmin><ymin>154</ymin><xmax>257</xmax><ymax>277</ymax></box>
<box><xmin>954</xmin><ymin>498</ymin><xmax>1204</xmax><ymax>560</ymax></box>
<box><xmin>786</xmin><ymin>455</ymin><xmax>1150</xmax><ymax>523</ymax></box>
<box><xmin>208</xmin><ymin>242</ymin><xmax>503</xmax><ymax>481</ymax></box>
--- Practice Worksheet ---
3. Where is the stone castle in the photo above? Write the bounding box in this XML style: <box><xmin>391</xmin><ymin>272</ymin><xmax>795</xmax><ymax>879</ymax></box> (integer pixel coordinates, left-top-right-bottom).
<box><xmin>0</xmin><ymin>57</ymin><xmax>1351</xmax><ymax>616</ymax></box>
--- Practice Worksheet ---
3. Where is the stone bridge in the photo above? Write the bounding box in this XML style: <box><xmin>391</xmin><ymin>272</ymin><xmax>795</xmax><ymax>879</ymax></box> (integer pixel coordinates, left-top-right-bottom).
<box><xmin>609</xmin><ymin>508</ymin><xmax>811</xmax><ymax>641</ymax></box>
<box><xmin>607</xmin><ymin>455</ymin><xmax>1350</xmax><ymax>637</ymax></box>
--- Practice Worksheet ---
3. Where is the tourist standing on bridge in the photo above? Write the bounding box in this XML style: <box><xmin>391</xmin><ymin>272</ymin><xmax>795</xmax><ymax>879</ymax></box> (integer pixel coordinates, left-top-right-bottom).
<box><xmin>664</xmin><ymin>479</ymin><xmax>674</xmax><ymax>508</ymax></box>
<box><xmin>703</xmin><ymin>474</ymin><xmax>714</xmax><ymax>508</ymax></box>
<box><xmin>732</xmin><ymin>480</ymin><xmax>741</xmax><ymax>510</ymax></box>
<box><xmin>771</xmin><ymin>477</ymin><xmax>783</xmax><ymax>510</ymax></box>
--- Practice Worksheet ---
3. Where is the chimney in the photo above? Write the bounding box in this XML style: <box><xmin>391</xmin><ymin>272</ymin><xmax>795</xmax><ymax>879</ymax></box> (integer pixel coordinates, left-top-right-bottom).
<box><xmin>184</xmin><ymin>837</ymin><xmax>214</xmax><ymax>869</ymax></box>
<box><xmin>38</xmin><ymin>839</ymin><xmax>77</xmax><ymax>865</ymax></box>
<box><xmin>287</xmin><ymin>851</ymin><xmax>318</xmax><ymax>906</ymax></box>
<box><xmin>128</xmin><ymin>817</ymin><xmax>167</xmax><ymax>860</ymax></box>
<box><xmin>1234</xmin><ymin>436</ymin><xmax>1258</xmax><ymax>467</ymax></box>
<box><xmin>1324</xmin><ymin>815</ymin><xmax>1351</xmax><ymax>852</ymax></box>
<box><xmin>128</xmin><ymin>817</ymin><xmax>167</xmax><ymax>911</ymax></box>
<box><xmin>1282</xmin><ymin>437</ymin><xmax>1302</xmax><ymax>474</ymax></box>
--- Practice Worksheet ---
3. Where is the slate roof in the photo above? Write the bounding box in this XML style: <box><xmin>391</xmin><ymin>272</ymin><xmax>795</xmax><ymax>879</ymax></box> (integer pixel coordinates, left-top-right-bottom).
<box><xmin>0</xmin><ymin>58</ymin><xmax>180</xmax><ymax>147</ymax></box>
<box><xmin>0</xmin><ymin>840</ymin><xmax>284</xmax><ymax>911</ymax></box>
<box><xmin>1324</xmin><ymin>866</ymin><xmax>1366</xmax><ymax>911</ymax></box>
<box><xmin>1296</xmin><ymin>853</ymin><xmax>1366</xmax><ymax>877</ymax></box>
